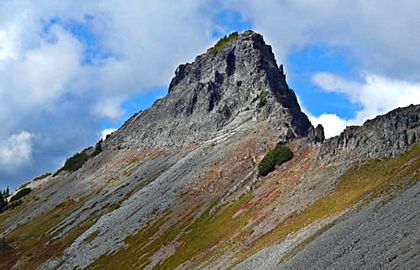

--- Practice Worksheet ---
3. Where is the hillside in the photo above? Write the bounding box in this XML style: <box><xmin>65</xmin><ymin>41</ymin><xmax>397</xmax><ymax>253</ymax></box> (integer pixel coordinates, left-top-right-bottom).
<box><xmin>0</xmin><ymin>31</ymin><xmax>419</xmax><ymax>270</ymax></box>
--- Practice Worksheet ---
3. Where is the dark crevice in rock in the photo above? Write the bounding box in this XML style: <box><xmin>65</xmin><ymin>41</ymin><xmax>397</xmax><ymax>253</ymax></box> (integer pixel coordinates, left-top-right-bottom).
<box><xmin>225</xmin><ymin>49</ymin><xmax>236</xmax><ymax>76</ymax></box>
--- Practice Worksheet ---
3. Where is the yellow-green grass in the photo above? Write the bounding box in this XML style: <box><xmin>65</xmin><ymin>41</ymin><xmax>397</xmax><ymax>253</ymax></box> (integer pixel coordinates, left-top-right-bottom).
<box><xmin>0</xmin><ymin>190</ymin><xmax>40</xmax><ymax>233</ymax></box>
<box><xmin>89</xmin><ymin>210</ymin><xmax>175</xmax><ymax>269</ymax></box>
<box><xmin>90</xmin><ymin>194</ymin><xmax>252</xmax><ymax>270</ymax></box>
<box><xmin>83</xmin><ymin>230</ymin><xmax>100</xmax><ymax>245</ymax></box>
<box><xmin>0</xmin><ymin>202</ymin><xmax>24</xmax><ymax>233</ymax></box>
<box><xmin>210</xmin><ymin>32</ymin><xmax>239</xmax><ymax>55</ymax></box>
<box><xmin>0</xmin><ymin>197</ymin><xmax>95</xmax><ymax>270</ymax></box>
<box><xmin>159</xmin><ymin>193</ymin><xmax>252</xmax><ymax>269</ymax></box>
<box><xmin>234</xmin><ymin>144</ymin><xmax>420</xmax><ymax>264</ymax></box>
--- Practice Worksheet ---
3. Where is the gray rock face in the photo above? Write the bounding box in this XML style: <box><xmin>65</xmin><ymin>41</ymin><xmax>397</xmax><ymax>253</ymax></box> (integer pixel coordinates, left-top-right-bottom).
<box><xmin>280</xmin><ymin>182</ymin><xmax>420</xmax><ymax>270</ymax></box>
<box><xmin>104</xmin><ymin>31</ymin><xmax>311</xmax><ymax>149</ymax></box>
<box><xmin>319</xmin><ymin>104</ymin><xmax>420</xmax><ymax>162</ymax></box>
<box><xmin>307</xmin><ymin>124</ymin><xmax>325</xmax><ymax>145</ymax></box>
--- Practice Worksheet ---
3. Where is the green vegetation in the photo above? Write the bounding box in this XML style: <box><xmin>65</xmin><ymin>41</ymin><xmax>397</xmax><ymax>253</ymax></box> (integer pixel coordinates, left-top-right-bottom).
<box><xmin>10</xmin><ymin>188</ymin><xmax>32</xmax><ymax>203</ymax></box>
<box><xmin>18</xmin><ymin>181</ymin><xmax>30</xmax><ymax>190</ymax></box>
<box><xmin>89</xmin><ymin>210</ymin><xmax>176</xmax><ymax>269</ymax></box>
<box><xmin>0</xmin><ymin>193</ymin><xmax>7</xmax><ymax>212</ymax></box>
<box><xmin>90</xmin><ymin>194</ymin><xmax>252</xmax><ymax>269</ymax></box>
<box><xmin>0</xmin><ymin>198</ymin><xmax>93</xmax><ymax>270</ymax></box>
<box><xmin>258</xmin><ymin>145</ymin><xmax>293</xmax><ymax>176</ymax></box>
<box><xmin>33</xmin><ymin>173</ymin><xmax>51</xmax><ymax>182</ymax></box>
<box><xmin>54</xmin><ymin>140</ymin><xmax>103</xmax><ymax>175</ymax></box>
<box><xmin>0</xmin><ymin>186</ymin><xmax>26</xmax><ymax>214</ymax></box>
<box><xmin>83</xmin><ymin>230</ymin><xmax>100</xmax><ymax>245</ymax></box>
<box><xmin>106</xmin><ymin>202</ymin><xmax>120</xmax><ymax>211</ymax></box>
<box><xmin>160</xmin><ymin>194</ymin><xmax>251</xmax><ymax>269</ymax></box>
<box><xmin>210</xmin><ymin>32</ymin><xmax>239</xmax><ymax>55</ymax></box>
<box><xmin>236</xmin><ymin>144</ymin><xmax>420</xmax><ymax>264</ymax></box>
<box><xmin>92</xmin><ymin>139</ymin><xmax>103</xmax><ymax>156</ymax></box>
<box><xmin>2</xmin><ymin>187</ymin><xmax>9</xmax><ymax>198</ymax></box>
<box><xmin>252</xmin><ymin>91</ymin><xmax>268</xmax><ymax>108</ymax></box>
<box><xmin>62</xmin><ymin>151</ymin><xmax>90</xmax><ymax>172</ymax></box>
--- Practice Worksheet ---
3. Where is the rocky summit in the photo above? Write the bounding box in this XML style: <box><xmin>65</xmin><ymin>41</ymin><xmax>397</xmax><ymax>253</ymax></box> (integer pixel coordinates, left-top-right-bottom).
<box><xmin>0</xmin><ymin>31</ymin><xmax>419</xmax><ymax>270</ymax></box>
<box><xmin>105</xmin><ymin>31</ymin><xmax>311</xmax><ymax>149</ymax></box>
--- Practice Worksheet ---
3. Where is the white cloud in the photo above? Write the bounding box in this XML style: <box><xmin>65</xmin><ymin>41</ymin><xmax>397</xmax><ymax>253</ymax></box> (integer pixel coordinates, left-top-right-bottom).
<box><xmin>308</xmin><ymin>113</ymin><xmax>348</xmax><ymax>139</ymax></box>
<box><xmin>1</xmin><ymin>26</ymin><xmax>83</xmax><ymax>109</ymax></box>
<box><xmin>0</xmin><ymin>131</ymin><xmax>33</xmax><ymax>169</ymax></box>
<box><xmin>307</xmin><ymin>72</ymin><xmax>420</xmax><ymax>138</ymax></box>
<box><xmin>92</xmin><ymin>98</ymin><xmax>124</xmax><ymax>121</ymax></box>
<box><xmin>228</xmin><ymin>0</ymin><xmax>420</xmax><ymax>81</ymax></box>
<box><xmin>100</xmin><ymin>128</ymin><xmax>117</xmax><ymax>140</ymax></box>
<box><xmin>0</xmin><ymin>0</ymin><xmax>218</xmax><ymax>185</ymax></box>
<box><xmin>313</xmin><ymin>73</ymin><xmax>420</xmax><ymax>124</ymax></box>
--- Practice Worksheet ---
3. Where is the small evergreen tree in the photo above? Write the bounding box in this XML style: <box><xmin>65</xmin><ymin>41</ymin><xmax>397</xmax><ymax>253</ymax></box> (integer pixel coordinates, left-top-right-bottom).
<box><xmin>10</xmin><ymin>187</ymin><xmax>32</xmax><ymax>202</ymax></box>
<box><xmin>258</xmin><ymin>145</ymin><xmax>293</xmax><ymax>177</ymax></box>
<box><xmin>2</xmin><ymin>186</ymin><xmax>9</xmax><ymax>198</ymax></box>
<box><xmin>0</xmin><ymin>193</ymin><xmax>7</xmax><ymax>212</ymax></box>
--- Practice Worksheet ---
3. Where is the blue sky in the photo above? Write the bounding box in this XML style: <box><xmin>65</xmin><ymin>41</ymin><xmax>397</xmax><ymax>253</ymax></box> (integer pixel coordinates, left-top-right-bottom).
<box><xmin>0</xmin><ymin>1</ymin><xmax>419</xmax><ymax>190</ymax></box>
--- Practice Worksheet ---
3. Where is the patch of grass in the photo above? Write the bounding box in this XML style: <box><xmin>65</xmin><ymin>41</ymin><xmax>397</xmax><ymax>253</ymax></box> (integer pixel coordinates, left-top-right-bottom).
<box><xmin>258</xmin><ymin>145</ymin><xmax>293</xmax><ymax>176</ymax></box>
<box><xmin>160</xmin><ymin>193</ymin><xmax>252</xmax><ymax>269</ymax></box>
<box><xmin>0</xmin><ymin>200</ymin><xmax>23</xmax><ymax>214</ymax></box>
<box><xmin>83</xmin><ymin>230</ymin><xmax>100</xmax><ymax>245</ymax></box>
<box><xmin>252</xmin><ymin>91</ymin><xmax>268</xmax><ymax>108</ymax></box>
<box><xmin>88</xmin><ymin>210</ymin><xmax>174</xmax><ymax>269</ymax></box>
<box><xmin>0</xmin><ymin>201</ymin><xmax>25</xmax><ymax>232</ymax></box>
<box><xmin>90</xmin><ymin>194</ymin><xmax>252</xmax><ymax>270</ymax></box>
<box><xmin>0</xmin><ymin>198</ymin><xmax>90</xmax><ymax>270</ymax></box>
<box><xmin>18</xmin><ymin>182</ymin><xmax>30</xmax><ymax>190</ymax></box>
<box><xmin>127</xmin><ymin>156</ymin><xmax>141</xmax><ymax>165</ymax></box>
<box><xmin>61</xmin><ymin>151</ymin><xmax>90</xmax><ymax>172</ymax></box>
<box><xmin>54</xmin><ymin>142</ymin><xmax>103</xmax><ymax>175</ymax></box>
<box><xmin>10</xmin><ymin>188</ymin><xmax>32</xmax><ymax>202</ymax></box>
<box><xmin>235</xmin><ymin>144</ymin><xmax>420</xmax><ymax>264</ymax></box>
<box><xmin>123</xmin><ymin>168</ymin><xmax>135</xmax><ymax>178</ymax></box>
<box><xmin>106</xmin><ymin>202</ymin><xmax>120</xmax><ymax>211</ymax></box>
<box><xmin>210</xmin><ymin>32</ymin><xmax>239</xmax><ymax>55</ymax></box>
<box><xmin>33</xmin><ymin>173</ymin><xmax>52</xmax><ymax>182</ymax></box>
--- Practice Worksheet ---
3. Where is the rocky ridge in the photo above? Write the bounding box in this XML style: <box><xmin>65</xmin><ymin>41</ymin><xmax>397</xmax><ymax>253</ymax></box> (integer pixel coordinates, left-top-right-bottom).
<box><xmin>104</xmin><ymin>31</ymin><xmax>312</xmax><ymax>149</ymax></box>
<box><xmin>0</xmin><ymin>31</ymin><xmax>418</xmax><ymax>270</ymax></box>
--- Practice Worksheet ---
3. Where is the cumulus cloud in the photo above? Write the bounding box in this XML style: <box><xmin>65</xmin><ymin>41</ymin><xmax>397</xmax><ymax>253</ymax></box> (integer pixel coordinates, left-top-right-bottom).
<box><xmin>308</xmin><ymin>113</ymin><xmax>348</xmax><ymax>139</ymax></box>
<box><xmin>0</xmin><ymin>131</ymin><xmax>33</xmax><ymax>169</ymax></box>
<box><xmin>0</xmin><ymin>0</ymin><xmax>218</xmax><ymax>186</ymax></box>
<box><xmin>1</xmin><ymin>26</ymin><xmax>83</xmax><ymax>109</ymax></box>
<box><xmin>228</xmin><ymin>0</ymin><xmax>420</xmax><ymax>81</ymax></box>
<box><xmin>309</xmin><ymin>72</ymin><xmax>420</xmax><ymax>137</ymax></box>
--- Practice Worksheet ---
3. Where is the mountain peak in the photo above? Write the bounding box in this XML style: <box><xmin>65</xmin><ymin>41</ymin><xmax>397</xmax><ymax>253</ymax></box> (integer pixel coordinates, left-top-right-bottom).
<box><xmin>105</xmin><ymin>31</ymin><xmax>312</xmax><ymax>149</ymax></box>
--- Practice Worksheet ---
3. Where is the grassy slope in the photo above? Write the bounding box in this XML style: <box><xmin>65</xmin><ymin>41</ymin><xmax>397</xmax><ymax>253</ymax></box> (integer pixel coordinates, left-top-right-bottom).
<box><xmin>89</xmin><ymin>194</ymin><xmax>251</xmax><ymax>269</ymax></box>
<box><xmin>86</xmin><ymin>144</ymin><xmax>419</xmax><ymax>270</ymax></box>
<box><xmin>0</xmin><ymin>197</ymin><xmax>95</xmax><ymax>270</ymax></box>
<box><xmin>233</xmin><ymin>144</ymin><xmax>420</xmax><ymax>264</ymax></box>
<box><xmin>1</xmin><ymin>144</ymin><xmax>418</xmax><ymax>270</ymax></box>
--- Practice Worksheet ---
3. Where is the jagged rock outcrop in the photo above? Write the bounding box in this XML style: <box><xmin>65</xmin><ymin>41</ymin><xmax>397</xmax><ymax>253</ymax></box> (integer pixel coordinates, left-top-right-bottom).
<box><xmin>307</xmin><ymin>124</ymin><xmax>325</xmax><ymax>145</ymax></box>
<box><xmin>319</xmin><ymin>104</ymin><xmax>420</xmax><ymax>162</ymax></box>
<box><xmin>104</xmin><ymin>31</ymin><xmax>311</xmax><ymax>149</ymax></box>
